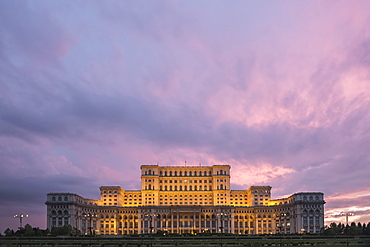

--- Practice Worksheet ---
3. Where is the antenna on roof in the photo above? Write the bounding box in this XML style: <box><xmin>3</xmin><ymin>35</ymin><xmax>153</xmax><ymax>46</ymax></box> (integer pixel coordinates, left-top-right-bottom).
<box><xmin>185</xmin><ymin>161</ymin><xmax>187</xmax><ymax>167</ymax></box>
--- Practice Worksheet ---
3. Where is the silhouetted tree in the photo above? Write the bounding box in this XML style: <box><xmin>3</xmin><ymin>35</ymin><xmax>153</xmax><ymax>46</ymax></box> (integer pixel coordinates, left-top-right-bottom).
<box><xmin>364</xmin><ymin>223</ymin><xmax>370</xmax><ymax>235</ymax></box>
<box><xmin>24</xmin><ymin>224</ymin><xmax>34</xmax><ymax>236</ymax></box>
<box><xmin>322</xmin><ymin>221</ymin><xmax>370</xmax><ymax>236</ymax></box>
<box><xmin>4</xmin><ymin>228</ymin><xmax>14</xmax><ymax>237</ymax></box>
<box><xmin>50</xmin><ymin>225</ymin><xmax>81</xmax><ymax>236</ymax></box>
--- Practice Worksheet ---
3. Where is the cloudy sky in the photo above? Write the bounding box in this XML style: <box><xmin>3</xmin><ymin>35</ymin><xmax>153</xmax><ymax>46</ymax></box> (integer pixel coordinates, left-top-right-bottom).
<box><xmin>1</xmin><ymin>0</ymin><xmax>370</xmax><ymax>232</ymax></box>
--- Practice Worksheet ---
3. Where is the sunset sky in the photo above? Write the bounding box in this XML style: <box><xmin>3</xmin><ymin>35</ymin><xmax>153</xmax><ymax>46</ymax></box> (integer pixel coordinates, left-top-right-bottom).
<box><xmin>1</xmin><ymin>1</ymin><xmax>370</xmax><ymax>233</ymax></box>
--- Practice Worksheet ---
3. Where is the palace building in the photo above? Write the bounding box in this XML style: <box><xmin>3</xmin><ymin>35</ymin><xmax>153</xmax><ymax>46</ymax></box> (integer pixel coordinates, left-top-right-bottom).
<box><xmin>45</xmin><ymin>165</ymin><xmax>325</xmax><ymax>235</ymax></box>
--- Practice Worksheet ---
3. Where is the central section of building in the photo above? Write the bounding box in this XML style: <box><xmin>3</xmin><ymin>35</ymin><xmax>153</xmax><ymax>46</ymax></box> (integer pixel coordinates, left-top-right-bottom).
<box><xmin>110</xmin><ymin>165</ymin><xmax>259</xmax><ymax>208</ymax></box>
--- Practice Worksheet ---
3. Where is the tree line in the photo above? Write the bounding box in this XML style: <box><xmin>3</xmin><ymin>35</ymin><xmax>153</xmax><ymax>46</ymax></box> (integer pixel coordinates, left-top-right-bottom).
<box><xmin>2</xmin><ymin>224</ymin><xmax>80</xmax><ymax>237</ymax></box>
<box><xmin>322</xmin><ymin>222</ymin><xmax>370</xmax><ymax>235</ymax></box>
<box><xmin>3</xmin><ymin>222</ymin><xmax>370</xmax><ymax>237</ymax></box>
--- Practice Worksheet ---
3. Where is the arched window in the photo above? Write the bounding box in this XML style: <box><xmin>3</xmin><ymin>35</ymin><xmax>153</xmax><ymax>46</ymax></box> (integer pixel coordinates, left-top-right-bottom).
<box><xmin>52</xmin><ymin>197</ymin><xmax>56</xmax><ymax>202</ymax></box>
<box><xmin>209</xmin><ymin>171</ymin><xmax>212</xmax><ymax>175</ymax></box>
<box><xmin>51</xmin><ymin>210</ymin><xmax>56</xmax><ymax>215</ymax></box>
<box><xmin>303</xmin><ymin>210</ymin><xmax>308</xmax><ymax>215</ymax></box>
<box><xmin>189</xmin><ymin>171</ymin><xmax>192</xmax><ymax>176</ymax></box>
<box><xmin>64</xmin><ymin>210</ymin><xmax>68</xmax><ymax>215</ymax></box>
<box><xmin>315</xmin><ymin>196</ymin><xmax>319</xmax><ymax>201</ymax></box>
<box><xmin>220</xmin><ymin>184</ymin><xmax>223</xmax><ymax>190</ymax></box>
<box><xmin>174</xmin><ymin>186</ymin><xmax>177</xmax><ymax>191</ymax></box>
<box><xmin>184</xmin><ymin>185</ymin><xmax>187</xmax><ymax>191</ymax></box>
<box><xmin>194</xmin><ymin>186</ymin><xmax>197</xmax><ymax>191</ymax></box>
<box><xmin>165</xmin><ymin>171</ymin><xmax>167</xmax><ymax>176</ymax></box>
<box><xmin>160</xmin><ymin>186</ymin><xmax>162</xmax><ymax>191</ymax></box>
<box><xmin>194</xmin><ymin>171</ymin><xmax>197</xmax><ymax>176</ymax></box>
<box><xmin>160</xmin><ymin>171</ymin><xmax>163</xmax><ymax>176</ymax></box>
<box><xmin>204</xmin><ymin>186</ymin><xmax>207</xmax><ymax>191</ymax></box>
<box><xmin>64</xmin><ymin>197</ymin><xmax>68</xmax><ymax>201</ymax></box>
<box><xmin>303</xmin><ymin>196</ymin><xmax>307</xmax><ymax>201</ymax></box>
<box><xmin>309</xmin><ymin>196</ymin><xmax>313</xmax><ymax>201</ymax></box>
<box><xmin>148</xmin><ymin>170</ymin><xmax>152</xmax><ymax>175</ymax></box>
<box><xmin>184</xmin><ymin>171</ymin><xmax>187</xmax><ymax>176</ymax></box>
<box><xmin>204</xmin><ymin>171</ymin><xmax>207</xmax><ymax>176</ymax></box>
<box><xmin>170</xmin><ymin>186</ymin><xmax>172</xmax><ymax>191</ymax></box>
<box><xmin>174</xmin><ymin>171</ymin><xmax>177</xmax><ymax>176</ymax></box>
<box><xmin>180</xmin><ymin>171</ymin><xmax>182</xmax><ymax>176</ymax></box>
<box><xmin>180</xmin><ymin>185</ymin><xmax>182</xmax><ymax>191</ymax></box>
<box><xmin>58</xmin><ymin>197</ymin><xmax>62</xmax><ymax>201</ymax></box>
<box><xmin>170</xmin><ymin>171</ymin><xmax>172</xmax><ymax>176</ymax></box>
<box><xmin>165</xmin><ymin>186</ymin><xmax>167</xmax><ymax>191</ymax></box>
<box><xmin>199</xmin><ymin>185</ymin><xmax>202</xmax><ymax>190</ymax></box>
<box><xmin>148</xmin><ymin>184</ymin><xmax>151</xmax><ymax>190</ymax></box>
<box><xmin>58</xmin><ymin>210</ymin><xmax>63</xmax><ymax>215</ymax></box>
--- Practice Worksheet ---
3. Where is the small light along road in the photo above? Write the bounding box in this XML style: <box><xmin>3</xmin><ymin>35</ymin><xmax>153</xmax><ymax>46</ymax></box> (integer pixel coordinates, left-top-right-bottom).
<box><xmin>0</xmin><ymin>235</ymin><xmax>369</xmax><ymax>247</ymax></box>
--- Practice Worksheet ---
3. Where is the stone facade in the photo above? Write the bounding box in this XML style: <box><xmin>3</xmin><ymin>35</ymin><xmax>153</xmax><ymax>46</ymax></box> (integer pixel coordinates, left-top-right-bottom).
<box><xmin>46</xmin><ymin>165</ymin><xmax>325</xmax><ymax>235</ymax></box>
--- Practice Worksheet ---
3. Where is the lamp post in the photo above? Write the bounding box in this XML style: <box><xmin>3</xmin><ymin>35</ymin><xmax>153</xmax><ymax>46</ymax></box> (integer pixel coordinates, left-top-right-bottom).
<box><xmin>276</xmin><ymin>213</ymin><xmax>285</xmax><ymax>247</ymax></box>
<box><xmin>218</xmin><ymin>212</ymin><xmax>228</xmax><ymax>233</ymax></box>
<box><xmin>83</xmin><ymin>213</ymin><xmax>98</xmax><ymax>235</ymax></box>
<box><xmin>144</xmin><ymin>214</ymin><xmax>155</xmax><ymax>234</ymax></box>
<box><xmin>14</xmin><ymin>214</ymin><xmax>28</xmax><ymax>229</ymax></box>
<box><xmin>341</xmin><ymin>212</ymin><xmax>354</xmax><ymax>247</ymax></box>
<box><xmin>341</xmin><ymin>212</ymin><xmax>354</xmax><ymax>226</ymax></box>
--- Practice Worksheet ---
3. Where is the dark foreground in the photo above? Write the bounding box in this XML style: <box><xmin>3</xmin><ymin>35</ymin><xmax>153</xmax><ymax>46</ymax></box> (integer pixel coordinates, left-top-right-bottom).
<box><xmin>1</xmin><ymin>235</ymin><xmax>369</xmax><ymax>247</ymax></box>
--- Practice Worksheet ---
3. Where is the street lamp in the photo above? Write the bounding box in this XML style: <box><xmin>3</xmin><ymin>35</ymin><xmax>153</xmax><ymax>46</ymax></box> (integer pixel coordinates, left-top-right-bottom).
<box><xmin>218</xmin><ymin>212</ymin><xmax>228</xmax><ymax>233</ymax></box>
<box><xmin>144</xmin><ymin>214</ymin><xmax>156</xmax><ymax>234</ymax></box>
<box><xmin>276</xmin><ymin>213</ymin><xmax>286</xmax><ymax>247</ymax></box>
<box><xmin>83</xmin><ymin>213</ymin><xmax>98</xmax><ymax>235</ymax></box>
<box><xmin>14</xmin><ymin>214</ymin><xmax>28</xmax><ymax>228</ymax></box>
<box><xmin>341</xmin><ymin>212</ymin><xmax>354</xmax><ymax>226</ymax></box>
<box><xmin>341</xmin><ymin>212</ymin><xmax>354</xmax><ymax>247</ymax></box>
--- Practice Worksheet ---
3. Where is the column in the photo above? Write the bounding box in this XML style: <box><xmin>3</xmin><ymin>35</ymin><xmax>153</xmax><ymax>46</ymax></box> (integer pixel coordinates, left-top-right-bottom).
<box><xmin>177</xmin><ymin>212</ymin><xmax>179</xmax><ymax>234</ymax></box>
<box><xmin>198</xmin><ymin>212</ymin><xmax>202</xmax><ymax>232</ymax></box>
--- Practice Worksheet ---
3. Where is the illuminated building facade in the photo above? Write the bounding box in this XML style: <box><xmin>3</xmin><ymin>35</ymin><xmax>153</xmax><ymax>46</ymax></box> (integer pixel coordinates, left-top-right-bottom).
<box><xmin>46</xmin><ymin>165</ymin><xmax>325</xmax><ymax>235</ymax></box>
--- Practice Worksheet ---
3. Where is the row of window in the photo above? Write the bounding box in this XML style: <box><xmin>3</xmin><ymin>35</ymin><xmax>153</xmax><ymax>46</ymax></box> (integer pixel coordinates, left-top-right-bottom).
<box><xmin>145</xmin><ymin>185</ymin><xmax>229</xmax><ymax>191</ymax></box>
<box><xmin>51</xmin><ymin>196</ymin><xmax>68</xmax><ymax>202</ymax></box>
<box><xmin>51</xmin><ymin>217</ymin><xmax>69</xmax><ymax>227</ymax></box>
<box><xmin>102</xmin><ymin>190</ymin><xmax>119</xmax><ymax>194</ymax></box>
<box><xmin>303</xmin><ymin>196</ymin><xmax>320</xmax><ymax>201</ymax></box>
<box><xmin>51</xmin><ymin>210</ymin><xmax>68</xmax><ymax>215</ymax></box>
<box><xmin>102</xmin><ymin>193</ymin><xmax>260</xmax><ymax>198</ymax></box>
<box><xmin>144</xmin><ymin>170</ymin><xmax>228</xmax><ymax>176</ymax></box>
<box><xmin>159</xmin><ymin>179</ymin><xmax>212</xmax><ymax>183</ymax></box>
